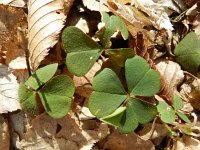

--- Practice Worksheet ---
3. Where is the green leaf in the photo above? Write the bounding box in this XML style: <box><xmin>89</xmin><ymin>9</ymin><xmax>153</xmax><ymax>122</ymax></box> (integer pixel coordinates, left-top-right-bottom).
<box><xmin>18</xmin><ymin>83</ymin><xmax>40</xmax><ymax>115</ymax></box>
<box><xmin>174</xmin><ymin>32</ymin><xmax>200</xmax><ymax>74</ymax></box>
<box><xmin>157</xmin><ymin>101</ymin><xmax>175</xmax><ymax>124</ymax></box>
<box><xmin>89</xmin><ymin>68</ymin><xmax>126</xmax><ymax>118</ymax></box>
<box><xmin>172</xmin><ymin>94</ymin><xmax>184</xmax><ymax>110</ymax></box>
<box><xmin>101</xmin><ymin>107</ymin><xmax>126</xmax><ymax>127</ymax></box>
<box><xmin>106</xmin><ymin>48</ymin><xmax>135</xmax><ymax>67</ymax></box>
<box><xmin>119</xmin><ymin>98</ymin><xmax>157</xmax><ymax>133</ymax></box>
<box><xmin>25</xmin><ymin>63</ymin><xmax>58</xmax><ymax>90</ymax></box>
<box><xmin>39</xmin><ymin>75</ymin><xmax>75</xmax><ymax>118</ymax></box>
<box><xmin>125</xmin><ymin>56</ymin><xmax>160</xmax><ymax>96</ymax></box>
<box><xmin>62</xmin><ymin>26</ymin><xmax>102</xmax><ymax>76</ymax></box>
<box><xmin>100</xmin><ymin>12</ymin><xmax>129</xmax><ymax>48</ymax></box>
<box><xmin>176</xmin><ymin>111</ymin><xmax>191</xmax><ymax>124</ymax></box>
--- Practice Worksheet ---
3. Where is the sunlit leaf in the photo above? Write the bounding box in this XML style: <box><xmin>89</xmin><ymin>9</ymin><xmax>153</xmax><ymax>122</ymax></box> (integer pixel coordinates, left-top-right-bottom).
<box><xmin>174</xmin><ymin>32</ymin><xmax>200</xmax><ymax>74</ymax></box>
<box><xmin>62</xmin><ymin>26</ymin><xmax>102</xmax><ymax>76</ymax></box>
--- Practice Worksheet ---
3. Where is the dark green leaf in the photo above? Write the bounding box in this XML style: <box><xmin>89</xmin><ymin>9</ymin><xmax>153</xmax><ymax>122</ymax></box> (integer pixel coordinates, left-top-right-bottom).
<box><xmin>125</xmin><ymin>56</ymin><xmax>160</xmax><ymax>96</ymax></box>
<box><xmin>89</xmin><ymin>68</ymin><xmax>126</xmax><ymax>118</ymax></box>
<box><xmin>25</xmin><ymin>63</ymin><xmax>58</xmax><ymax>90</ymax></box>
<box><xmin>18</xmin><ymin>83</ymin><xmax>40</xmax><ymax>115</ymax></box>
<box><xmin>100</xmin><ymin>12</ymin><xmax>129</xmax><ymax>48</ymax></box>
<box><xmin>39</xmin><ymin>75</ymin><xmax>75</xmax><ymax>118</ymax></box>
<box><xmin>174</xmin><ymin>32</ymin><xmax>200</xmax><ymax>74</ymax></box>
<box><xmin>62</xmin><ymin>26</ymin><xmax>102</xmax><ymax>76</ymax></box>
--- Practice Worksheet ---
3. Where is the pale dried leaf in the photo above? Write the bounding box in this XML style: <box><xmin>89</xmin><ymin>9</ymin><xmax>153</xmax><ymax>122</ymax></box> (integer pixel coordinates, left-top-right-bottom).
<box><xmin>115</xmin><ymin>0</ymin><xmax>131</xmax><ymax>5</ymax></box>
<box><xmin>173</xmin><ymin>135</ymin><xmax>200</xmax><ymax>150</ymax></box>
<box><xmin>0</xmin><ymin>115</ymin><xmax>10</xmax><ymax>150</ymax></box>
<box><xmin>0</xmin><ymin>64</ymin><xmax>21</xmax><ymax>113</ymax></box>
<box><xmin>82</xmin><ymin>0</ymin><xmax>109</xmax><ymax>12</ymax></box>
<box><xmin>138</xmin><ymin>123</ymin><xmax>168</xmax><ymax>146</ymax></box>
<box><xmin>9</xmin><ymin>56</ymin><xmax>27</xmax><ymax>69</ymax></box>
<box><xmin>21</xmin><ymin>113</ymin><xmax>109</xmax><ymax>150</ymax></box>
<box><xmin>28</xmin><ymin>0</ymin><xmax>73</xmax><ymax>70</ymax></box>
<box><xmin>103</xmin><ymin>130</ymin><xmax>155</xmax><ymax>150</ymax></box>
<box><xmin>0</xmin><ymin>0</ymin><xmax>26</xmax><ymax>7</ymax></box>
<box><xmin>131</xmin><ymin>0</ymin><xmax>176</xmax><ymax>31</ymax></box>
<box><xmin>156</xmin><ymin>61</ymin><xmax>184</xmax><ymax>90</ymax></box>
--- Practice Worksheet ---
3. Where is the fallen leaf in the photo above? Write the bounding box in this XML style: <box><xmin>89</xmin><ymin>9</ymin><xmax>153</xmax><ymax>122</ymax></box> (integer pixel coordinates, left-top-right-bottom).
<box><xmin>0</xmin><ymin>4</ymin><xmax>27</xmax><ymax>66</ymax></box>
<box><xmin>28</xmin><ymin>0</ymin><xmax>73</xmax><ymax>70</ymax></box>
<box><xmin>131</xmin><ymin>0</ymin><xmax>176</xmax><ymax>31</ymax></box>
<box><xmin>0</xmin><ymin>0</ymin><xmax>27</xmax><ymax>7</ymax></box>
<box><xmin>21</xmin><ymin>113</ymin><xmax>109</xmax><ymax>150</ymax></box>
<box><xmin>156</xmin><ymin>61</ymin><xmax>184</xmax><ymax>90</ymax></box>
<box><xmin>103</xmin><ymin>130</ymin><xmax>155</xmax><ymax>150</ymax></box>
<box><xmin>0</xmin><ymin>64</ymin><xmax>21</xmax><ymax>113</ymax></box>
<box><xmin>138</xmin><ymin>123</ymin><xmax>168</xmax><ymax>146</ymax></box>
<box><xmin>173</xmin><ymin>135</ymin><xmax>200</xmax><ymax>150</ymax></box>
<box><xmin>82</xmin><ymin>0</ymin><xmax>109</xmax><ymax>12</ymax></box>
<box><xmin>0</xmin><ymin>115</ymin><xmax>10</xmax><ymax>150</ymax></box>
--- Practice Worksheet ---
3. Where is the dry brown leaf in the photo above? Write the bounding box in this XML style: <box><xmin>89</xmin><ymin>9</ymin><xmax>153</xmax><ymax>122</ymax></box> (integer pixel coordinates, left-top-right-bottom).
<box><xmin>173</xmin><ymin>135</ymin><xmax>200</xmax><ymax>150</ymax></box>
<box><xmin>0</xmin><ymin>64</ymin><xmax>21</xmax><ymax>113</ymax></box>
<box><xmin>115</xmin><ymin>0</ymin><xmax>131</xmax><ymax>5</ymax></box>
<box><xmin>21</xmin><ymin>113</ymin><xmax>109</xmax><ymax>150</ymax></box>
<box><xmin>0</xmin><ymin>0</ymin><xmax>27</xmax><ymax>7</ymax></box>
<box><xmin>103</xmin><ymin>130</ymin><xmax>155</xmax><ymax>150</ymax></box>
<box><xmin>82</xmin><ymin>0</ymin><xmax>109</xmax><ymax>12</ymax></box>
<box><xmin>28</xmin><ymin>0</ymin><xmax>73</xmax><ymax>70</ymax></box>
<box><xmin>156</xmin><ymin>61</ymin><xmax>184</xmax><ymax>90</ymax></box>
<box><xmin>0</xmin><ymin>115</ymin><xmax>10</xmax><ymax>150</ymax></box>
<box><xmin>131</xmin><ymin>0</ymin><xmax>177</xmax><ymax>31</ymax></box>
<box><xmin>0</xmin><ymin>4</ymin><xmax>27</xmax><ymax>65</ymax></box>
<box><xmin>138</xmin><ymin>123</ymin><xmax>168</xmax><ymax>146</ymax></box>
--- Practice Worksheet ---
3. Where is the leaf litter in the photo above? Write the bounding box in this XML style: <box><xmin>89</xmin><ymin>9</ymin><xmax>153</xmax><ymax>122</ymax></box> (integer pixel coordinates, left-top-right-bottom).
<box><xmin>0</xmin><ymin>0</ymin><xmax>200</xmax><ymax>149</ymax></box>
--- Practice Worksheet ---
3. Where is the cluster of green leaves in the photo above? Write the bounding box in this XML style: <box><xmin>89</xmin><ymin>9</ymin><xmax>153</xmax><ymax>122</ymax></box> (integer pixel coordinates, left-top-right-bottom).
<box><xmin>18</xmin><ymin>13</ymin><xmax>192</xmax><ymax>134</ymax></box>
<box><xmin>174</xmin><ymin>32</ymin><xmax>200</xmax><ymax>74</ymax></box>
<box><xmin>18</xmin><ymin>64</ymin><xmax>75</xmax><ymax>118</ymax></box>
<box><xmin>157</xmin><ymin>94</ymin><xmax>191</xmax><ymax>124</ymax></box>
<box><xmin>61</xmin><ymin>12</ymin><xmax>130</xmax><ymax>76</ymax></box>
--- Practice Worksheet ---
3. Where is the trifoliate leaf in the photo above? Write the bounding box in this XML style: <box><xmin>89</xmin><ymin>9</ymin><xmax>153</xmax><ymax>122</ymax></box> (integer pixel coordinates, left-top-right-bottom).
<box><xmin>62</xmin><ymin>26</ymin><xmax>102</xmax><ymax>76</ymax></box>
<box><xmin>174</xmin><ymin>32</ymin><xmax>200</xmax><ymax>74</ymax></box>
<box><xmin>100</xmin><ymin>12</ymin><xmax>129</xmax><ymax>48</ymax></box>
<box><xmin>157</xmin><ymin>101</ymin><xmax>175</xmax><ymax>124</ymax></box>
<box><xmin>125</xmin><ymin>56</ymin><xmax>160</xmax><ymax>96</ymax></box>
<box><xmin>25</xmin><ymin>63</ymin><xmax>58</xmax><ymax>90</ymax></box>
<box><xmin>39</xmin><ymin>75</ymin><xmax>75</xmax><ymax>118</ymax></box>
<box><xmin>89</xmin><ymin>68</ymin><xmax>127</xmax><ymax>118</ymax></box>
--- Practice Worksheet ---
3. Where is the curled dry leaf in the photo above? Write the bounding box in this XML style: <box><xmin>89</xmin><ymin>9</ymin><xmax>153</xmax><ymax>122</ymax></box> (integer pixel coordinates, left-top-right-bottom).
<box><xmin>0</xmin><ymin>0</ymin><xmax>27</xmax><ymax>7</ymax></box>
<box><xmin>82</xmin><ymin>0</ymin><xmax>109</xmax><ymax>12</ymax></box>
<box><xmin>173</xmin><ymin>135</ymin><xmax>200</xmax><ymax>150</ymax></box>
<box><xmin>103</xmin><ymin>130</ymin><xmax>155</xmax><ymax>150</ymax></box>
<box><xmin>0</xmin><ymin>115</ymin><xmax>10</xmax><ymax>150</ymax></box>
<box><xmin>156</xmin><ymin>61</ymin><xmax>184</xmax><ymax>90</ymax></box>
<box><xmin>21</xmin><ymin>113</ymin><xmax>109</xmax><ymax>150</ymax></box>
<box><xmin>28</xmin><ymin>0</ymin><xmax>74</xmax><ymax>70</ymax></box>
<box><xmin>0</xmin><ymin>64</ymin><xmax>21</xmax><ymax>113</ymax></box>
<box><xmin>131</xmin><ymin>0</ymin><xmax>177</xmax><ymax>31</ymax></box>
